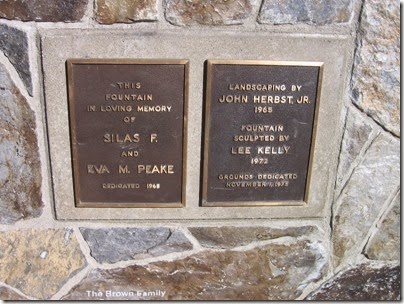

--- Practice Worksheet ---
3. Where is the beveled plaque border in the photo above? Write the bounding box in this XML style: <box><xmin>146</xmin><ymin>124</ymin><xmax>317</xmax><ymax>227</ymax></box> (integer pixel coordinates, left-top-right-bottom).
<box><xmin>202</xmin><ymin>60</ymin><xmax>324</xmax><ymax>207</ymax></box>
<box><xmin>66</xmin><ymin>59</ymin><xmax>189</xmax><ymax>208</ymax></box>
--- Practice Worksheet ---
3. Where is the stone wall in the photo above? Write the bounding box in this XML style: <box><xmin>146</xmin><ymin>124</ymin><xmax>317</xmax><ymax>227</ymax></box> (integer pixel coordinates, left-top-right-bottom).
<box><xmin>0</xmin><ymin>0</ymin><xmax>400</xmax><ymax>300</ymax></box>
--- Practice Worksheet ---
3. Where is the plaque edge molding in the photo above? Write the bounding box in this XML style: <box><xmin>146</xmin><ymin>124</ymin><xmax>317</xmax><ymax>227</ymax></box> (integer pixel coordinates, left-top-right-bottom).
<box><xmin>201</xmin><ymin>59</ymin><xmax>324</xmax><ymax>207</ymax></box>
<box><xmin>66</xmin><ymin>58</ymin><xmax>189</xmax><ymax>208</ymax></box>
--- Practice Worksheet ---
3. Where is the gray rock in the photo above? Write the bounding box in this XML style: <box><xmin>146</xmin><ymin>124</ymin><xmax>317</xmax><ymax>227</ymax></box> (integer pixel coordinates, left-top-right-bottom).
<box><xmin>164</xmin><ymin>0</ymin><xmax>252</xmax><ymax>26</ymax></box>
<box><xmin>335</xmin><ymin>108</ymin><xmax>375</xmax><ymax>192</ymax></box>
<box><xmin>306</xmin><ymin>263</ymin><xmax>400</xmax><ymax>300</ymax></box>
<box><xmin>365</xmin><ymin>191</ymin><xmax>400</xmax><ymax>261</ymax></box>
<box><xmin>332</xmin><ymin>133</ymin><xmax>400</xmax><ymax>266</ymax></box>
<box><xmin>0</xmin><ymin>0</ymin><xmax>87</xmax><ymax>22</ymax></box>
<box><xmin>258</xmin><ymin>0</ymin><xmax>353</xmax><ymax>25</ymax></box>
<box><xmin>80</xmin><ymin>227</ymin><xmax>192</xmax><ymax>263</ymax></box>
<box><xmin>144</xmin><ymin>230</ymin><xmax>193</xmax><ymax>257</ymax></box>
<box><xmin>0</xmin><ymin>24</ymin><xmax>31</xmax><ymax>95</ymax></box>
<box><xmin>351</xmin><ymin>0</ymin><xmax>400</xmax><ymax>136</ymax></box>
<box><xmin>0</xmin><ymin>63</ymin><xmax>42</xmax><ymax>224</ymax></box>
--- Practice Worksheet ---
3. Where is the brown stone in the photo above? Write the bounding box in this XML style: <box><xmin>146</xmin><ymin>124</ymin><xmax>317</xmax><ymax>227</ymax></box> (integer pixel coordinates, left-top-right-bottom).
<box><xmin>332</xmin><ymin>133</ymin><xmax>400</xmax><ymax>266</ymax></box>
<box><xmin>0</xmin><ymin>286</ymin><xmax>28</xmax><ymax>300</ymax></box>
<box><xmin>365</xmin><ymin>191</ymin><xmax>400</xmax><ymax>261</ymax></box>
<box><xmin>0</xmin><ymin>0</ymin><xmax>87</xmax><ymax>22</ymax></box>
<box><xmin>188</xmin><ymin>226</ymin><xmax>316</xmax><ymax>249</ymax></box>
<box><xmin>95</xmin><ymin>0</ymin><xmax>158</xmax><ymax>24</ymax></box>
<box><xmin>63</xmin><ymin>239</ymin><xmax>328</xmax><ymax>300</ymax></box>
<box><xmin>306</xmin><ymin>263</ymin><xmax>400</xmax><ymax>300</ymax></box>
<box><xmin>351</xmin><ymin>0</ymin><xmax>400</xmax><ymax>136</ymax></box>
<box><xmin>0</xmin><ymin>63</ymin><xmax>43</xmax><ymax>224</ymax></box>
<box><xmin>0</xmin><ymin>229</ymin><xmax>87</xmax><ymax>299</ymax></box>
<box><xmin>164</xmin><ymin>0</ymin><xmax>252</xmax><ymax>26</ymax></box>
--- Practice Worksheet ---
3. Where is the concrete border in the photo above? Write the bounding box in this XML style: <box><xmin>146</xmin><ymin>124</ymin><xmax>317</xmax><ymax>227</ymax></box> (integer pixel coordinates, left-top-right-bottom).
<box><xmin>40</xmin><ymin>29</ymin><xmax>351</xmax><ymax>220</ymax></box>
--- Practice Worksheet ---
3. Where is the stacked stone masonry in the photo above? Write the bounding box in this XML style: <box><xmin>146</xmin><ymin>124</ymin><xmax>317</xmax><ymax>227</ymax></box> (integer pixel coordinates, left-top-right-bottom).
<box><xmin>0</xmin><ymin>0</ymin><xmax>400</xmax><ymax>301</ymax></box>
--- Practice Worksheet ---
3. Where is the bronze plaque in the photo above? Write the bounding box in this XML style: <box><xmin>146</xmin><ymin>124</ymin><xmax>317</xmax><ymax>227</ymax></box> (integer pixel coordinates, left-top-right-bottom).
<box><xmin>202</xmin><ymin>60</ymin><xmax>323</xmax><ymax>206</ymax></box>
<box><xmin>67</xmin><ymin>59</ymin><xmax>188</xmax><ymax>207</ymax></box>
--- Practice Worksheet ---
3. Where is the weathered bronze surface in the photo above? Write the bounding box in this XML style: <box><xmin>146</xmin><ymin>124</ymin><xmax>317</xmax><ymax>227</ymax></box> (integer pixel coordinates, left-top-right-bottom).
<box><xmin>202</xmin><ymin>60</ymin><xmax>323</xmax><ymax>206</ymax></box>
<box><xmin>67</xmin><ymin>59</ymin><xmax>188</xmax><ymax>207</ymax></box>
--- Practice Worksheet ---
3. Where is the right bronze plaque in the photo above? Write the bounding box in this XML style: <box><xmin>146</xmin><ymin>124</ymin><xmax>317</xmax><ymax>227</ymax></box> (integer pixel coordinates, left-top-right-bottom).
<box><xmin>202</xmin><ymin>60</ymin><xmax>323</xmax><ymax>206</ymax></box>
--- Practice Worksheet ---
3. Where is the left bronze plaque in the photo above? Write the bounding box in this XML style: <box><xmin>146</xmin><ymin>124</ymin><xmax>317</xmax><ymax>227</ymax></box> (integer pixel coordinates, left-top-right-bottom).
<box><xmin>67</xmin><ymin>59</ymin><xmax>188</xmax><ymax>207</ymax></box>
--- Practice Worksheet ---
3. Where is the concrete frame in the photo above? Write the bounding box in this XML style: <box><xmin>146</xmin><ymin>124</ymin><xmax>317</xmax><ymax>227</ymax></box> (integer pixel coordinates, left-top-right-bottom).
<box><xmin>41</xmin><ymin>29</ymin><xmax>351</xmax><ymax>220</ymax></box>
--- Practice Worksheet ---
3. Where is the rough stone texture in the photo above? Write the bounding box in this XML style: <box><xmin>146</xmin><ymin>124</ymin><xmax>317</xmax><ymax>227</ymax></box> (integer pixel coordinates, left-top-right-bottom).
<box><xmin>0</xmin><ymin>229</ymin><xmax>87</xmax><ymax>299</ymax></box>
<box><xmin>335</xmin><ymin>108</ymin><xmax>374</xmax><ymax>191</ymax></box>
<box><xmin>0</xmin><ymin>0</ymin><xmax>87</xmax><ymax>22</ymax></box>
<box><xmin>143</xmin><ymin>230</ymin><xmax>193</xmax><ymax>258</ymax></box>
<box><xmin>306</xmin><ymin>263</ymin><xmax>400</xmax><ymax>301</ymax></box>
<box><xmin>351</xmin><ymin>0</ymin><xmax>400</xmax><ymax>136</ymax></box>
<box><xmin>80</xmin><ymin>227</ymin><xmax>192</xmax><ymax>263</ymax></box>
<box><xmin>95</xmin><ymin>0</ymin><xmax>158</xmax><ymax>24</ymax></box>
<box><xmin>189</xmin><ymin>226</ymin><xmax>316</xmax><ymax>249</ymax></box>
<box><xmin>0</xmin><ymin>286</ymin><xmax>28</xmax><ymax>300</ymax></box>
<box><xmin>63</xmin><ymin>239</ymin><xmax>328</xmax><ymax>300</ymax></box>
<box><xmin>365</xmin><ymin>191</ymin><xmax>400</xmax><ymax>261</ymax></box>
<box><xmin>332</xmin><ymin>133</ymin><xmax>400</xmax><ymax>266</ymax></box>
<box><xmin>0</xmin><ymin>24</ymin><xmax>32</xmax><ymax>95</ymax></box>
<box><xmin>0</xmin><ymin>63</ymin><xmax>42</xmax><ymax>224</ymax></box>
<box><xmin>258</xmin><ymin>0</ymin><xmax>353</xmax><ymax>25</ymax></box>
<box><xmin>164</xmin><ymin>0</ymin><xmax>252</xmax><ymax>26</ymax></box>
